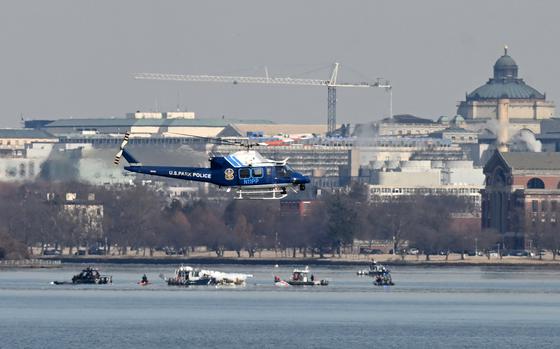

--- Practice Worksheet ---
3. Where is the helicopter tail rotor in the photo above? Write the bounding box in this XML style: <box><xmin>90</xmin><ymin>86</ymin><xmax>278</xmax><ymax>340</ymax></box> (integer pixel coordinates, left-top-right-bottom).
<box><xmin>113</xmin><ymin>132</ymin><xmax>130</xmax><ymax>165</ymax></box>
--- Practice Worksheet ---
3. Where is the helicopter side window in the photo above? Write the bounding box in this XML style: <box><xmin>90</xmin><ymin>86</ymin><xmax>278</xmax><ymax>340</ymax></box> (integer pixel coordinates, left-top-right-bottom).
<box><xmin>239</xmin><ymin>168</ymin><xmax>251</xmax><ymax>179</ymax></box>
<box><xmin>276</xmin><ymin>166</ymin><xmax>289</xmax><ymax>178</ymax></box>
<box><xmin>252</xmin><ymin>168</ymin><xmax>263</xmax><ymax>178</ymax></box>
<box><xmin>266</xmin><ymin>167</ymin><xmax>272</xmax><ymax>176</ymax></box>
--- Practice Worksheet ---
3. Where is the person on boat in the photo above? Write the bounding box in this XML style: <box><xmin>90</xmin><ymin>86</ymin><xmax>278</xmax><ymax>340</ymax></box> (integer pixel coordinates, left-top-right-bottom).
<box><xmin>141</xmin><ymin>274</ymin><xmax>148</xmax><ymax>284</ymax></box>
<box><xmin>310</xmin><ymin>274</ymin><xmax>315</xmax><ymax>282</ymax></box>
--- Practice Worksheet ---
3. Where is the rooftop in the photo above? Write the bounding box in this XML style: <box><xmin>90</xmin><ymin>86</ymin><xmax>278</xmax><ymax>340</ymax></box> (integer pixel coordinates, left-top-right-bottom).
<box><xmin>501</xmin><ymin>152</ymin><xmax>560</xmax><ymax>171</ymax></box>
<box><xmin>467</xmin><ymin>80</ymin><xmax>545</xmax><ymax>100</ymax></box>
<box><xmin>43</xmin><ymin>118</ymin><xmax>276</xmax><ymax>128</ymax></box>
<box><xmin>0</xmin><ymin>129</ymin><xmax>57</xmax><ymax>139</ymax></box>
<box><xmin>381</xmin><ymin>114</ymin><xmax>435</xmax><ymax>124</ymax></box>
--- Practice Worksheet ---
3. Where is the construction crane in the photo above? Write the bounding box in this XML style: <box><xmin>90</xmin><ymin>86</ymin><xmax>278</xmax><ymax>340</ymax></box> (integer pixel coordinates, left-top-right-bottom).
<box><xmin>134</xmin><ymin>63</ymin><xmax>391</xmax><ymax>134</ymax></box>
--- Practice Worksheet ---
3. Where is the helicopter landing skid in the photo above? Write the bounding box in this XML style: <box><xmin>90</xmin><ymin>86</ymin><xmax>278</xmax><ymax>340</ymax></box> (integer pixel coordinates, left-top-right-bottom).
<box><xmin>234</xmin><ymin>187</ymin><xmax>288</xmax><ymax>200</ymax></box>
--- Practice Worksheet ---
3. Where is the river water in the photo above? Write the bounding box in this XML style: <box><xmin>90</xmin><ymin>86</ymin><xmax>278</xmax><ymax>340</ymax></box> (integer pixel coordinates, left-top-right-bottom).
<box><xmin>1</xmin><ymin>264</ymin><xmax>559</xmax><ymax>348</ymax></box>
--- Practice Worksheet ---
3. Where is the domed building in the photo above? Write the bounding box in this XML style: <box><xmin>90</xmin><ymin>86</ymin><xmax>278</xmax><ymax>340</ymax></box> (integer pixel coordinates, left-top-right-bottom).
<box><xmin>457</xmin><ymin>47</ymin><xmax>555</xmax><ymax>121</ymax></box>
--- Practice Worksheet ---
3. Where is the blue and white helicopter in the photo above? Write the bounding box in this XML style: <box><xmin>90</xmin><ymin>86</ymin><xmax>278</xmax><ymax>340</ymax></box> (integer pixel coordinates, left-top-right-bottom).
<box><xmin>113</xmin><ymin>132</ymin><xmax>310</xmax><ymax>199</ymax></box>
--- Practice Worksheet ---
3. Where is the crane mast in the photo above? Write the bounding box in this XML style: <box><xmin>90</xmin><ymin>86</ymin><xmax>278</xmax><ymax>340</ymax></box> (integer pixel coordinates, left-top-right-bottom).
<box><xmin>134</xmin><ymin>63</ymin><xmax>390</xmax><ymax>134</ymax></box>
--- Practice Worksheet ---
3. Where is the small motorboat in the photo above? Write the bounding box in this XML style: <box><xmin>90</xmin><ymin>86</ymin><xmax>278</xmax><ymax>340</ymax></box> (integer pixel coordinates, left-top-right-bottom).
<box><xmin>357</xmin><ymin>260</ymin><xmax>388</xmax><ymax>276</ymax></box>
<box><xmin>52</xmin><ymin>266</ymin><xmax>112</xmax><ymax>285</ymax></box>
<box><xmin>373</xmin><ymin>272</ymin><xmax>394</xmax><ymax>286</ymax></box>
<box><xmin>275</xmin><ymin>267</ymin><xmax>328</xmax><ymax>286</ymax></box>
<box><xmin>72</xmin><ymin>267</ymin><xmax>112</xmax><ymax>284</ymax></box>
<box><xmin>273</xmin><ymin>277</ymin><xmax>290</xmax><ymax>287</ymax></box>
<box><xmin>357</xmin><ymin>261</ymin><xmax>395</xmax><ymax>286</ymax></box>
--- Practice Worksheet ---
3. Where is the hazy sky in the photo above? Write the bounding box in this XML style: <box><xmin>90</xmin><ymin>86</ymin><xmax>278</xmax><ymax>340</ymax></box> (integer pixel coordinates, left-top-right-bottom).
<box><xmin>2</xmin><ymin>0</ymin><xmax>560</xmax><ymax>127</ymax></box>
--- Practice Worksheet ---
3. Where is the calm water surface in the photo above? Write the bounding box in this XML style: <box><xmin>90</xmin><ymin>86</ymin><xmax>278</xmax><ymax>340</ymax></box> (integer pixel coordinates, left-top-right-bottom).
<box><xmin>1</xmin><ymin>264</ymin><xmax>559</xmax><ymax>348</ymax></box>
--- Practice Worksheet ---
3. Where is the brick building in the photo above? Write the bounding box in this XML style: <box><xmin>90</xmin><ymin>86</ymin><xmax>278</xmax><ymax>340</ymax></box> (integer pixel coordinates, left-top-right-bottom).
<box><xmin>482</xmin><ymin>151</ymin><xmax>560</xmax><ymax>249</ymax></box>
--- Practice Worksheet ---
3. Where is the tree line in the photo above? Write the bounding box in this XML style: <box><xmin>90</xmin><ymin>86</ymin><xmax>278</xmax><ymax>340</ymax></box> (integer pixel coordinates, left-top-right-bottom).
<box><xmin>0</xmin><ymin>181</ymin><xmax>549</xmax><ymax>260</ymax></box>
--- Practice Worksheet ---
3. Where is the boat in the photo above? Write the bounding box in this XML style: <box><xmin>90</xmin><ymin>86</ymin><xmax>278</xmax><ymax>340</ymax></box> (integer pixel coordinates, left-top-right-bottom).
<box><xmin>357</xmin><ymin>261</ymin><xmax>394</xmax><ymax>286</ymax></box>
<box><xmin>275</xmin><ymin>267</ymin><xmax>328</xmax><ymax>286</ymax></box>
<box><xmin>273</xmin><ymin>277</ymin><xmax>290</xmax><ymax>287</ymax></box>
<box><xmin>357</xmin><ymin>260</ymin><xmax>388</xmax><ymax>276</ymax></box>
<box><xmin>373</xmin><ymin>272</ymin><xmax>394</xmax><ymax>286</ymax></box>
<box><xmin>162</xmin><ymin>265</ymin><xmax>252</xmax><ymax>286</ymax></box>
<box><xmin>51</xmin><ymin>266</ymin><xmax>112</xmax><ymax>285</ymax></box>
<box><xmin>71</xmin><ymin>266</ymin><xmax>112</xmax><ymax>284</ymax></box>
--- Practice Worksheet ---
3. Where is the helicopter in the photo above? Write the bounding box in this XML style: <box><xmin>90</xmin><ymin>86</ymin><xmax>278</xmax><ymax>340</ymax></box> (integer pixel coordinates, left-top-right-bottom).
<box><xmin>113</xmin><ymin>132</ymin><xmax>310</xmax><ymax>199</ymax></box>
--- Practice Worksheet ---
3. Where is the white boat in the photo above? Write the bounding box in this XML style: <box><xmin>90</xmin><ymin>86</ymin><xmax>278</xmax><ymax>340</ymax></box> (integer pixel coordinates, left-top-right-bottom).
<box><xmin>357</xmin><ymin>261</ymin><xmax>395</xmax><ymax>286</ymax></box>
<box><xmin>357</xmin><ymin>261</ymin><xmax>389</xmax><ymax>276</ymax></box>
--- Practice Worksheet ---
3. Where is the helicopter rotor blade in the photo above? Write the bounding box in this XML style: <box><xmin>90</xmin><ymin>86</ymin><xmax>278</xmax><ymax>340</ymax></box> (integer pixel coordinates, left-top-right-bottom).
<box><xmin>165</xmin><ymin>132</ymin><xmax>240</xmax><ymax>145</ymax></box>
<box><xmin>165</xmin><ymin>132</ymin><xmax>264</xmax><ymax>149</ymax></box>
<box><xmin>113</xmin><ymin>132</ymin><xmax>130</xmax><ymax>165</ymax></box>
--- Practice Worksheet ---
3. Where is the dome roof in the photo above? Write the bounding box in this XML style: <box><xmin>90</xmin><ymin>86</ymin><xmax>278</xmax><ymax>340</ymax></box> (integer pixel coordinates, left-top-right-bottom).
<box><xmin>494</xmin><ymin>54</ymin><xmax>517</xmax><ymax>69</ymax></box>
<box><xmin>452</xmin><ymin>115</ymin><xmax>465</xmax><ymax>124</ymax></box>
<box><xmin>493</xmin><ymin>46</ymin><xmax>518</xmax><ymax>79</ymax></box>
<box><xmin>467</xmin><ymin>80</ymin><xmax>544</xmax><ymax>100</ymax></box>
<box><xmin>466</xmin><ymin>47</ymin><xmax>545</xmax><ymax>100</ymax></box>
<box><xmin>437</xmin><ymin>115</ymin><xmax>450</xmax><ymax>123</ymax></box>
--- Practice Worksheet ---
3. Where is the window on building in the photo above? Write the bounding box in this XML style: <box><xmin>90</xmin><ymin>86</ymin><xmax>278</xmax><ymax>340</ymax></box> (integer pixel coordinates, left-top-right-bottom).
<box><xmin>552</xmin><ymin>201</ymin><xmax>558</xmax><ymax>211</ymax></box>
<box><xmin>527</xmin><ymin>178</ymin><xmax>545</xmax><ymax>189</ymax></box>
<box><xmin>532</xmin><ymin>200</ymin><xmax>539</xmax><ymax>212</ymax></box>
<box><xmin>542</xmin><ymin>201</ymin><xmax>548</xmax><ymax>212</ymax></box>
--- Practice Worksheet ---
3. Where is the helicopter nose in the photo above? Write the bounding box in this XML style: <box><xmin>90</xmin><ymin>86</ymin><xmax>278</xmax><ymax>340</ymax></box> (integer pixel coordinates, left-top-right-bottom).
<box><xmin>292</xmin><ymin>174</ymin><xmax>310</xmax><ymax>185</ymax></box>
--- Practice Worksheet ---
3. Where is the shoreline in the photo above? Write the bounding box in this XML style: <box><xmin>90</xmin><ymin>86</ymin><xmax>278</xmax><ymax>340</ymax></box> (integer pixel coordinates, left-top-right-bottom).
<box><xmin>0</xmin><ymin>259</ymin><xmax>62</xmax><ymax>269</ymax></box>
<box><xmin>37</xmin><ymin>255</ymin><xmax>560</xmax><ymax>268</ymax></box>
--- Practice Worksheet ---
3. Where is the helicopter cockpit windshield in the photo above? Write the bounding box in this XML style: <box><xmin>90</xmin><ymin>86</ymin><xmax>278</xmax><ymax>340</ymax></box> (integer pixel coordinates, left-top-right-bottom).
<box><xmin>275</xmin><ymin>165</ymin><xmax>294</xmax><ymax>178</ymax></box>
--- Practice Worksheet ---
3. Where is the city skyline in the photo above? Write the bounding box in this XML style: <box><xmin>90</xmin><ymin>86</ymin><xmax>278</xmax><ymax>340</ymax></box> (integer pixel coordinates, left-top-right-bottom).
<box><xmin>2</xmin><ymin>0</ymin><xmax>560</xmax><ymax>127</ymax></box>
